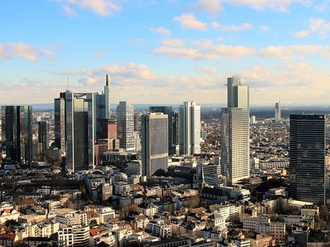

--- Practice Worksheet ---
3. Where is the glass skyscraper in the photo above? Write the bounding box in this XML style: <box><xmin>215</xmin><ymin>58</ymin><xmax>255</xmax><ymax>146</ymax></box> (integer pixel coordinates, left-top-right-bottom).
<box><xmin>1</xmin><ymin>105</ymin><xmax>32</xmax><ymax>163</ymax></box>
<box><xmin>221</xmin><ymin>76</ymin><xmax>250</xmax><ymax>185</ymax></box>
<box><xmin>289</xmin><ymin>114</ymin><xmax>326</xmax><ymax>205</ymax></box>
<box><xmin>116</xmin><ymin>101</ymin><xmax>135</xmax><ymax>151</ymax></box>
<box><xmin>179</xmin><ymin>101</ymin><xmax>201</xmax><ymax>155</ymax></box>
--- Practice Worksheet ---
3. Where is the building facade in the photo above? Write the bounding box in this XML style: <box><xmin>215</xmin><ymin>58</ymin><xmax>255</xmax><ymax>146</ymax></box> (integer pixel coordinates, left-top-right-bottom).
<box><xmin>221</xmin><ymin>76</ymin><xmax>250</xmax><ymax>185</ymax></box>
<box><xmin>1</xmin><ymin>105</ymin><xmax>32</xmax><ymax>163</ymax></box>
<box><xmin>149</xmin><ymin>106</ymin><xmax>175</xmax><ymax>155</ymax></box>
<box><xmin>289</xmin><ymin>114</ymin><xmax>326</xmax><ymax>205</ymax></box>
<box><xmin>116</xmin><ymin>101</ymin><xmax>135</xmax><ymax>151</ymax></box>
<box><xmin>275</xmin><ymin>102</ymin><xmax>281</xmax><ymax>121</ymax></box>
<box><xmin>141</xmin><ymin>113</ymin><xmax>168</xmax><ymax>177</ymax></box>
<box><xmin>38</xmin><ymin>121</ymin><xmax>49</xmax><ymax>156</ymax></box>
<box><xmin>179</xmin><ymin>101</ymin><xmax>201</xmax><ymax>155</ymax></box>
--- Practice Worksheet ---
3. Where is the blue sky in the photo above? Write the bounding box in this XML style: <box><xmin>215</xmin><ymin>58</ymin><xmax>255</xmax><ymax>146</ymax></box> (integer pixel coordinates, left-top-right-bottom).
<box><xmin>1</xmin><ymin>0</ymin><xmax>330</xmax><ymax>106</ymax></box>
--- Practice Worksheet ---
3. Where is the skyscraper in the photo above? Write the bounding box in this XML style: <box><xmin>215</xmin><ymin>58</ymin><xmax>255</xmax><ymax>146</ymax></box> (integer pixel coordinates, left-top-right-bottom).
<box><xmin>179</xmin><ymin>101</ymin><xmax>201</xmax><ymax>155</ymax></box>
<box><xmin>141</xmin><ymin>113</ymin><xmax>168</xmax><ymax>177</ymax></box>
<box><xmin>38</xmin><ymin>120</ymin><xmax>49</xmax><ymax>155</ymax></box>
<box><xmin>1</xmin><ymin>105</ymin><xmax>32</xmax><ymax>163</ymax></box>
<box><xmin>116</xmin><ymin>101</ymin><xmax>135</xmax><ymax>151</ymax></box>
<box><xmin>54</xmin><ymin>92</ymin><xmax>66</xmax><ymax>153</ymax></box>
<box><xmin>149</xmin><ymin>106</ymin><xmax>175</xmax><ymax>155</ymax></box>
<box><xmin>54</xmin><ymin>75</ymin><xmax>112</xmax><ymax>171</ymax></box>
<box><xmin>275</xmin><ymin>102</ymin><xmax>281</xmax><ymax>121</ymax></box>
<box><xmin>64</xmin><ymin>92</ymin><xmax>96</xmax><ymax>171</ymax></box>
<box><xmin>289</xmin><ymin>115</ymin><xmax>326</xmax><ymax>205</ymax></box>
<box><xmin>221</xmin><ymin>76</ymin><xmax>250</xmax><ymax>185</ymax></box>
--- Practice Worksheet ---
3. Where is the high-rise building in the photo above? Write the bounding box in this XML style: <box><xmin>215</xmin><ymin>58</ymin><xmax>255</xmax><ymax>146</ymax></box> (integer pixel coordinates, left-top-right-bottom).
<box><xmin>54</xmin><ymin>75</ymin><xmax>112</xmax><ymax>171</ymax></box>
<box><xmin>149</xmin><ymin>106</ymin><xmax>175</xmax><ymax>155</ymax></box>
<box><xmin>179</xmin><ymin>101</ymin><xmax>201</xmax><ymax>155</ymax></box>
<box><xmin>275</xmin><ymin>102</ymin><xmax>281</xmax><ymax>121</ymax></box>
<box><xmin>64</xmin><ymin>92</ymin><xmax>96</xmax><ymax>171</ymax></box>
<box><xmin>289</xmin><ymin>114</ymin><xmax>326</xmax><ymax>205</ymax></box>
<box><xmin>221</xmin><ymin>76</ymin><xmax>250</xmax><ymax>185</ymax></box>
<box><xmin>54</xmin><ymin>92</ymin><xmax>66</xmax><ymax>153</ymax></box>
<box><xmin>38</xmin><ymin>120</ymin><xmax>49</xmax><ymax>155</ymax></box>
<box><xmin>116</xmin><ymin>101</ymin><xmax>135</xmax><ymax>151</ymax></box>
<box><xmin>141</xmin><ymin>113</ymin><xmax>168</xmax><ymax>177</ymax></box>
<box><xmin>1</xmin><ymin>105</ymin><xmax>32</xmax><ymax>163</ymax></box>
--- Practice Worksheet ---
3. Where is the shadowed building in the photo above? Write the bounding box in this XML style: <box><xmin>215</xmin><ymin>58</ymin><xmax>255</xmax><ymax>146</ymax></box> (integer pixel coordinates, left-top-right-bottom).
<box><xmin>1</xmin><ymin>105</ymin><xmax>32</xmax><ymax>163</ymax></box>
<box><xmin>289</xmin><ymin>114</ymin><xmax>326</xmax><ymax>205</ymax></box>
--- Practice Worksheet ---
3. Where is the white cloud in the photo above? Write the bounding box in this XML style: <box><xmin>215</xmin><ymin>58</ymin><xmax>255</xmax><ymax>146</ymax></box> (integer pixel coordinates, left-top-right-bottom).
<box><xmin>54</xmin><ymin>0</ymin><xmax>121</xmax><ymax>16</ymax></box>
<box><xmin>293</xmin><ymin>18</ymin><xmax>330</xmax><ymax>38</ymax></box>
<box><xmin>0</xmin><ymin>43</ymin><xmax>56</xmax><ymax>61</ymax></box>
<box><xmin>200</xmin><ymin>66</ymin><xmax>218</xmax><ymax>74</ymax></box>
<box><xmin>189</xmin><ymin>0</ymin><xmax>223</xmax><ymax>14</ymax></box>
<box><xmin>257</xmin><ymin>45</ymin><xmax>323</xmax><ymax>58</ymax></box>
<box><xmin>152</xmin><ymin>40</ymin><xmax>255</xmax><ymax>60</ymax></box>
<box><xmin>173</xmin><ymin>13</ymin><xmax>208</xmax><ymax>31</ymax></box>
<box><xmin>149</xmin><ymin>27</ymin><xmax>172</xmax><ymax>36</ymax></box>
<box><xmin>62</xmin><ymin>5</ymin><xmax>77</xmax><ymax>16</ymax></box>
<box><xmin>259</xmin><ymin>25</ymin><xmax>270</xmax><ymax>31</ymax></box>
<box><xmin>161</xmin><ymin>39</ymin><xmax>185</xmax><ymax>47</ymax></box>
<box><xmin>211</xmin><ymin>21</ymin><xmax>252</xmax><ymax>31</ymax></box>
<box><xmin>222</xmin><ymin>0</ymin><xmax>305</xmax><ymax>12</ymax></box>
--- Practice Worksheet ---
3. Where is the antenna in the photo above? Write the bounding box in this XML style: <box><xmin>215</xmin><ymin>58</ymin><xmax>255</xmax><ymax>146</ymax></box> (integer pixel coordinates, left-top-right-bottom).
<box><xmin>67</xmin><ymin>77</ymin><xmax>70</xmax><ymax>92</ymax></box>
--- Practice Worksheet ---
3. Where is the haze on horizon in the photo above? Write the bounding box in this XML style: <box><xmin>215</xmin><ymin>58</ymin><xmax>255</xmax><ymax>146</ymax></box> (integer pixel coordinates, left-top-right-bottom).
<box><xmin>1</xmin><ymin>0</ymin><xmax>330</xmax><ymax>106</ymax></box>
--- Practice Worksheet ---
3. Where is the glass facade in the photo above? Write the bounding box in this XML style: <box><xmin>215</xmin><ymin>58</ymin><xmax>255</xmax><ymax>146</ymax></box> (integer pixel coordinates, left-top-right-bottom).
<box><xmin>1</xmin><ymin>105</ymin><xmax>32</xmax><ymax>163</ymax></box>
<box><xmin>289</xmin><ymin>114</ymin><xmax>326</xmax><ymax>205</ymax></box>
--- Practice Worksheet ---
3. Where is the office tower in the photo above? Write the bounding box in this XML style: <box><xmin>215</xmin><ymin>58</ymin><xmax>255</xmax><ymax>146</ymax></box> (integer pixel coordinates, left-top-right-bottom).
<box><xmin>275</xmin><ymin>102</ymin><xmax>281</xmax><ymax>121</ymax></box>
<box><xmin>1</xmin><ymin>105</ymin><xmax>32</xmax><ymax>163</ymax></box>
<box><xmin>134</xmin><ymin>114</ymin><xmax>139</xmax><ymax>131</ymax></box>
<box><xmin>54</xmin><ymin>92</ymin><xmax>66</xmax><ymax>153</ymax></box>
<box><xmin>99</xmin><ymin>119</ymin><xmax>119</xmax><ymax>150</ymax></box>
<box><xmin>289</xmin><ymin>115</ymin><xmax>326</xmax><ymax>205</ymax></box>
<box><xmin>141</xmin><ymin>113</ymin><xmax>168</xmax><ymax>177</ymax></box>
<box><xmin>54</xmin><ymin>91</ymin><xmax>95</xmax><ymax>171</ymax></box>
<box><xmin>179</xmin><ymin>101</ymin><xmax>201</xmax><ymax>155</ymax></box>
<box><xmin>65</xmin><ymin>92</ymin><xmax>96</xmax><ymax>171</ymax></box>
<box><xmin>95</xmin><ymin>74</ymin><xmax>111</xmax><ymax>139</ymax></box>
<box><xmin>149</xmin><ymin>106</ymin><xmax>175</xmax><ymax>155</ymax></box>
<box><xmin>221</xmin><ymin>76</ymin><xmax>249</xmax><ymax>185</ymax></box>
<box><xmin>116</xmin><ymin>101</ymin><xmax>135</xmax><ymax>151</ymax></box>
<box><xmin>38</xmin><ymin>121</ymin><xmax>49</xmax><ymax>155</ymax></box>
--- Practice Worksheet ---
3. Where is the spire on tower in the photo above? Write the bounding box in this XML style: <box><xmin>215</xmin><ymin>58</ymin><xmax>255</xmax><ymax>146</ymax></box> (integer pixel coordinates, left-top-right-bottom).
<box><xmin>66</xmin><ymin>77</ymin><xmax>70</xmax><ymax>92</ymax></box>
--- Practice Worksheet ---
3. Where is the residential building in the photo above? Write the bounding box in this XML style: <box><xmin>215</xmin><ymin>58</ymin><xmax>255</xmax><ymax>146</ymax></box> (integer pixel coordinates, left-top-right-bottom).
<box><xmin>289</xmin><ymin>114</ymin><xmax>326</xmax><ymax>205</ymax></box>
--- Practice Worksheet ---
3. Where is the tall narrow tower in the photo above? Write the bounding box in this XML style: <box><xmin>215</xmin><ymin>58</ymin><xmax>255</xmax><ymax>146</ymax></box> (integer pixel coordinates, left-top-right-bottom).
<box><xmin>289</xmin><ymin>115</ymin><xmax>326</xmax><ymax>205</ymax></box>
<box><xmin>221</xmin><ymin>76</ymin><xmax>250</xmax><ymax>185</ymax></box>
<box><xmin>116</xmin><ymin>101</ymin><xmax>135</xmax><ymax>151</ymax></box>
<box><xmin>104</xmin><ymin>74</ymin><xmax>111</xmax><ymax>119</ymax></box>
<box><xmin>179</xmin><ymin>101</ymin><xmax>201</xmax><ymax>155</ymax></box>
<box><xmin>275</xmin><ymin>102</ymin><xmax>281</xmax><ymax>121</ymax></box>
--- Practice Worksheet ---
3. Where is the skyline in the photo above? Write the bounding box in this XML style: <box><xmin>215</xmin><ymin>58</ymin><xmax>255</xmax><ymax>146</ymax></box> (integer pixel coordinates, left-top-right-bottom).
<box><xmin>1</xmin><ymin>0</ymin><xmax>330</xmax><ymax>105</ymax></box>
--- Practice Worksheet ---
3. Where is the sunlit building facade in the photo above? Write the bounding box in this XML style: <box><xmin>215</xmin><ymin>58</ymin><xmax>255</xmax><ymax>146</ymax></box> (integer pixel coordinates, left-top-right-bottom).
<box><xmin>221</xmin><ymin>76</ymin><xmax>250</xmax><ymax>185</ymax></box>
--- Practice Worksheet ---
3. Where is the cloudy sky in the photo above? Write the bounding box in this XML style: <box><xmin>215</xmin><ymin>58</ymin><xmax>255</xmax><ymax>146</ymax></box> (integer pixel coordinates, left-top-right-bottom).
<box><xmin>1</xmin><ymin>0</ymin><xmax>330</xmax><ymax>106</ymax></box>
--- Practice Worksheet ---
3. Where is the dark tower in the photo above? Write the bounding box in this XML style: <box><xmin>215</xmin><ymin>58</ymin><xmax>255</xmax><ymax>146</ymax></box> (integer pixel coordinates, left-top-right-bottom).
<box><xmin>289</xmin><ymin>114</ymin><xmax>326</xmax><ymax>205</ymax></box>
